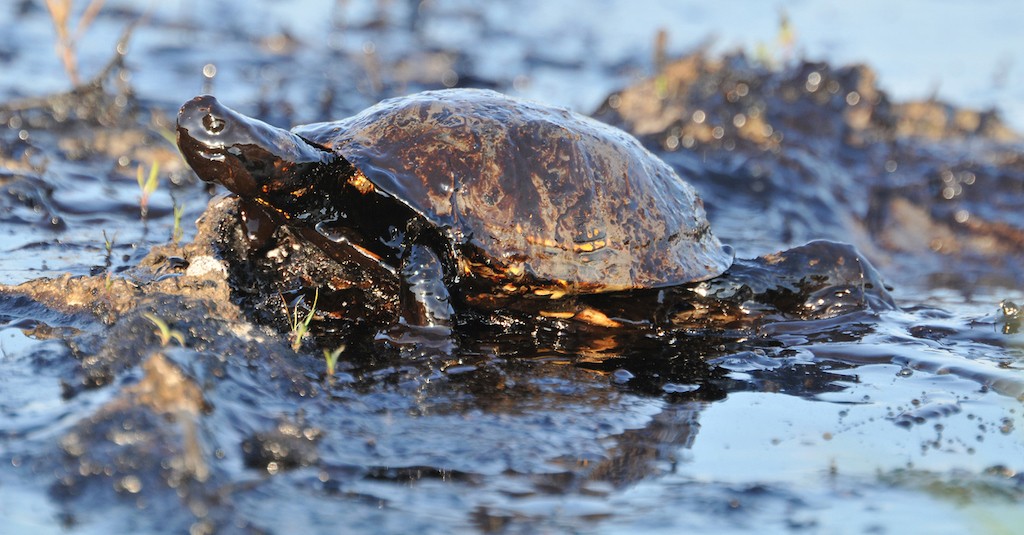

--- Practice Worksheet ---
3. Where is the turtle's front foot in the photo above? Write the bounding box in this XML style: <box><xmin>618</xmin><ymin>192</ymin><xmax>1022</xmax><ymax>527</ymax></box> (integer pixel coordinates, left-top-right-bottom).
<box><xmin>399</xmin><ymin>244</ymin><xmax>454</xmax><ymax>330</ymax></box>
<box><xmin>373</xmin><ymin>244</ymin><xmax>456</xmax><ymax>356</ymax></box>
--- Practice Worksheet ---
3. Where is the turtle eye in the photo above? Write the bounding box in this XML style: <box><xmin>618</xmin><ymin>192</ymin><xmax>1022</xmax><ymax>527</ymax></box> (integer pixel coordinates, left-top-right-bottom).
<box><xmin>202</xmin><ymin>113</ymin><xmax>227</xmax><ymax>134</ymax></box>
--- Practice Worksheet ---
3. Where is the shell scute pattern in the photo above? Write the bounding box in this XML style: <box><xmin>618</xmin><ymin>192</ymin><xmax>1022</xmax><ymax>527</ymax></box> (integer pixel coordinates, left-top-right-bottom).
<box><xmin>293</xmin><ymin>89</ymin><xmax>731</xmax><ymax>293</ymax></box>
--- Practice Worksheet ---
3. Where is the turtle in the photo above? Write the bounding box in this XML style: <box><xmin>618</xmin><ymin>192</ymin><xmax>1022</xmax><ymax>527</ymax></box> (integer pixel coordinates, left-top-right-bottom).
<box><xmin>176</xmin><ymin>88</ymin><xmax>734</xmax><ymax>329</ymax></box>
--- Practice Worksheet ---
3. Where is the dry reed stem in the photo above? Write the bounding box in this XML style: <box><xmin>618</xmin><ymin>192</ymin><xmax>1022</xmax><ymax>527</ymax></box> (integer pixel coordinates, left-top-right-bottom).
<box><xmin>43</xmin><ymin>0</ymin><xmax>106</xmax><ymax>86</ymax></box>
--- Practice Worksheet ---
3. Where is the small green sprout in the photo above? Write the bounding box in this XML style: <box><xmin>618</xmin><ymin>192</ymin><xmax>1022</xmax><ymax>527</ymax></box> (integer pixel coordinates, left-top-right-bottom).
<box><xmin>284</xmin><ymin>288</ymin><xmax>319</xmax><ymax>352</ymax></box>
<box><xmin>172</xmin><ymin>202</ymin><xmax>185</xmax><ymax>244</ymax></box>
<box><xmin>102</xmin><ymin>229</ymin><xmax>116</xmax><ymax>266</ymax></box>
<box><xmin>777</xmin><ymin>12</ymin><xmax>796</xmax><ymax>56</ymax></box>
<box><xmin>142</xmin><ymin>312</ymin><xmax>186</xmax><ymax>347</ymax></box>
<box><xmin>322</xmin><ymin>345</ymin><xmax>346</xmax><ymax>377</ymax></box>
<box><xmin>102</xmin><ymin>229</ymin><xmax>114</xmax><ymax>254</ymax></box>
<box><xmin>137</xmin><ymin>161</ymin><xmax>160</xmax><ymax>217</ymax></box>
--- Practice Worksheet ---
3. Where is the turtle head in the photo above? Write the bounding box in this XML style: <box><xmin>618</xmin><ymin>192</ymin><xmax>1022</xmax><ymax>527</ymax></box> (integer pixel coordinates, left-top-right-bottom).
<box><xmin>177</xmin><ymin>95</ymin><xmax>334</xmax><ymax>204</ymax></box>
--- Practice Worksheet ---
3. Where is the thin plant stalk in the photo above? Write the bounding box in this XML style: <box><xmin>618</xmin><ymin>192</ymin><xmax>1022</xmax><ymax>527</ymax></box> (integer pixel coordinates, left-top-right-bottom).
<box><xmin>137</xmin><ymin>161</ymin><xmax>159</xmax><ymax>218</ymax></box>
<box><xmin>43</xmin><ymin>0</ymin><xmax>107</xmax><ymax>86</ymax></box>
<box><xmin>172</xmin><ymin>202</ymin><xmax>185</xmax><ymax>244</ymax></box>
<box><xmin>285</xmin><ymin>289</ymin><xmax>319</xmax><ymax>352</ymax></box>
<box><xmin>323</xmin><ymin>345</ymin><xmax>346</xmax><ymax>377</ymax></box>
<box><xmin>142</xmin><ymin>312</ymin><xmax>186</xmax><ymax>347</ymax></box>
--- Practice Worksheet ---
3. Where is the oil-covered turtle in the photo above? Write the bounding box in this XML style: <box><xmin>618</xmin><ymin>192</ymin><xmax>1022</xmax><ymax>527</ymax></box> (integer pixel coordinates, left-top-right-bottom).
<box><xmin>176</xmin><ymin>89</ymin><xmax>733</xmax><ymax>329</ymax></box>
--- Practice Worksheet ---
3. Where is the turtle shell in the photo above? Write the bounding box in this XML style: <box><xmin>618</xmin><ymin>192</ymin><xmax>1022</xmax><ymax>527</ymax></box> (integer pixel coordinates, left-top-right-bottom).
<box><xmin>293</xmin><ymin>89</ymin><xmax>732</xmax><ymax>294</ymax></box>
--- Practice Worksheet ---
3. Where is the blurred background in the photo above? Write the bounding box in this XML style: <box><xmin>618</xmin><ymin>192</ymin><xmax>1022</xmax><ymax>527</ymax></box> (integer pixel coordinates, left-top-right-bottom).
<box><xmin>3</xmin><ymin>0</ymin><xmax>1021</xmax><ymax>126</ymax></box>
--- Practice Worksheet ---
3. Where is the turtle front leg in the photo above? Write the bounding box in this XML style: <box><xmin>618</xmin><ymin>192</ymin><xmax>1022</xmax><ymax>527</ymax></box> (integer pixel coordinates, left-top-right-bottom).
<box><xmin>399</xmin><ymin>244</ymin><xmax>454</xmax><ymax>329</ymax></box>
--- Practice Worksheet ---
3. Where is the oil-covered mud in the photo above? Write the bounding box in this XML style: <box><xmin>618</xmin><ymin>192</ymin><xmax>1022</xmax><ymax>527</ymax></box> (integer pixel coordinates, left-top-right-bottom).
<box><xmin>1</xmin><ymin>2</ymin><xmax>1023</xmax><ymax>534</ymax></box>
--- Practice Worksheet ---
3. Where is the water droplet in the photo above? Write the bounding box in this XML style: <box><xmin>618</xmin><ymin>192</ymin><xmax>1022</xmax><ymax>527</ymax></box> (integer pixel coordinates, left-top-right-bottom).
<box><xmin>120</xmin><ymin>475</ymin><xmax>142</xmax><ymax>493</ymax></box>
<box><xmin>441</xmin><ymin>69</ymin><xmax>459</xmax><ymax>88</ymax></box>
<box><xmin>805</xmin><ymin>71</ymin><xmax>822</xmax><ymax>92</ymax></box>
<box><xmin>611</xmin><ymin>369</ymin><xmax>634</xmax><ymax>384</ymax></box>
<box><xmin>845</xmin><ymin>91</ymin><xmax>861</xmax><ymax>106</ymax></box>
<box><xmin>513</xmin><ymin>75</ymin><xmax>530</xmax><ymax>92</ymax></box>
<box><xmin>202</xmin><ymin>63</ymin><xmax>217</xmax><ymax>78</ymax></box>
